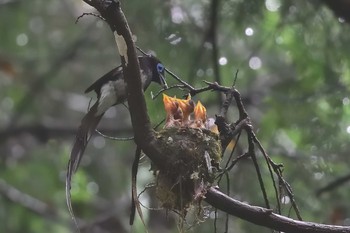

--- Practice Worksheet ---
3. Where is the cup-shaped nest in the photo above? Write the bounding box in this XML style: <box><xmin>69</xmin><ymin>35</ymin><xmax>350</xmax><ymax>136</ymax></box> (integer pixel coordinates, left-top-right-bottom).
<box><xmin>154</xmin><ymin>127</ymin><xmax>222</xmax><ymax>214</ymax></box>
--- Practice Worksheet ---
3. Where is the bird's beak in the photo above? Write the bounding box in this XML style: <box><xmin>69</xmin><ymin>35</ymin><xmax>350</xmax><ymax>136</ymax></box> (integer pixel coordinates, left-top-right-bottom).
<box><xmin>163</xmin><ymin>94</ymin><xmax>182</xmax><ymax>118</ymax></box>
<box><xmin>163</xmin><ymin>94</ymin><xmax>173</xmax><ymax>113</ymax></box>
<box><xmin>177</xmin><ymin>97</ymin><xmax>194</xmax><ymax>121</ymax></box>
<box><xmin>159</xmin><ymin>73</ymin><xmax>168</xmax><ymax>89</ymax></box>
<box><xmin>194</xmin><ymin>101</ymin><xmax>207</xmax><ymax>122</ymax></box>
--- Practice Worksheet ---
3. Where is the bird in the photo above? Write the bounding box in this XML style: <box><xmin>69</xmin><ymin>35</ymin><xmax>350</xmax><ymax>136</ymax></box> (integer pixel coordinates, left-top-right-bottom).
<box><xmin>191</xmin><ymin>100</ymin><xmax>207</xmax><ymax>129</ymax></box>
<box><xmin>163</xmin><ymin>94</ymin><xmax>196</xmax><ymax>128</ymax></box>
<box><xmin>162</xmin><ymin>94</ymin><xmax>217</xmax><ymax>131</ymax></box>
<box><xmin>68</xmin><ymin>56</ymin><xmax>167</xmax><ymax>174</ymax></box>
<box><xmin>176</xmin><ymin>94</ymin><xmax>195</xmax><ymax>125</ymax></box>
<box><xmin>163</xmin><ymin>94</ymin><xmax>183</xmax><ymax>128</ymax></box>
<box><xmin>66</xmin><ymin>56</ymin><xmax>168</xmax><ymax>221</ymax></box>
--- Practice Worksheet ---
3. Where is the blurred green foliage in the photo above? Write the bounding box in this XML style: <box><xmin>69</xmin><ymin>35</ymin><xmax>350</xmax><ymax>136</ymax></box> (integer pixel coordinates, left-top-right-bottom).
<box><xmin>1</xmin><ymin>0</ymin><xmax>350</xmax><ymax>232</ymax></box>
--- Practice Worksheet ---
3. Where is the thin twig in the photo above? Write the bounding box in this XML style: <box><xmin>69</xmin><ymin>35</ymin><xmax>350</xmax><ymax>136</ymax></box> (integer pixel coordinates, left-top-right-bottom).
<box><xmin>316</xmin><ymin>173</ymin><xmax>350</xmax><ymax>196</ymax></box>
<box><xmin>224</xmin><ymin>171</ymin><xmax>229</xmax><ymax>233</ymax></box>
<box><xmin>214</xmin><ymin>208</ymin><xmax>218</xmax><ymax>233</ymax></box>
<box><xmin>0</xmin><ymin>179</ymin><xmax>57</xmax><ymax>220</ymax></box>
<box><xmin>246</xmin><ymin>129</ymin><xmax>270</xmax><ymax>209</ymax></box>
<box><xmin>95</xmin><ymin>130</ymin><xmax>134</xmax><ymax>141</ymax></box>
<box><xmin>225</xmin><ymin>152</ymin><xmax>249</xmax><ymax>172</ymax></box>
<box><xmin>232</xmin><ymin>69</ymin><xmax>239</xmax><ymax>87</ymax></box>
<box><xmin>151</xmin><ymin>84</ymin><xmax>188</xmax><ymax>100</ymax></box>
<box><xmin>254</xmin><ymin>136</ymin><xmax>302</xmax><ymax>220</ymax></box>
<box><xmin>75</xmin><ymin>12</ymin><xmax>106</xmax><ymax>24</ymax></box>
<box><xmin>223</xmin><ymin>132</ymin><xmax>241</xmax><ymax>171</ymax></box>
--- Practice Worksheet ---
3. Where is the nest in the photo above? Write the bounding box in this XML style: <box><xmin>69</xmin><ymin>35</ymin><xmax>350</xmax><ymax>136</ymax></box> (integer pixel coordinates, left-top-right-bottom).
<box><xmin>153</xmin><ymin>127</ymin><xmax>222</xmax><ymax>214</ymax></box>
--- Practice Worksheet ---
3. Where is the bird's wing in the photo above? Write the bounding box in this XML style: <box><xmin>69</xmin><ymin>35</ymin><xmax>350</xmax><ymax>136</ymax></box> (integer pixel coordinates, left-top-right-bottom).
<box><xmin>85</xmin><ymin>65</ymin><xmax>123</xmax><ymax>94</ymax></box>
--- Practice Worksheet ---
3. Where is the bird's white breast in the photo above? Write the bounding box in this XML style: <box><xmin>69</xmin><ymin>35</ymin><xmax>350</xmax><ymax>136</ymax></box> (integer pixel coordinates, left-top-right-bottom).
<box><xmin>96</xmin><ymin>80</ymin><xmax>126</xmax><ymax>116</ymax></box>
<box><xmin>95</xmin><ymin>69</ymin><xmax>152</xmax><ymax>116</ymax></box>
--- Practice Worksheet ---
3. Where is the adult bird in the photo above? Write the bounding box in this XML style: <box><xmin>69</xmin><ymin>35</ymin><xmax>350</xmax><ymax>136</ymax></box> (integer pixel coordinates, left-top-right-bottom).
<box><xmin>66</xmin><ymin>56</ymin><xmax>167</xmax><ymax>220</ymax></box>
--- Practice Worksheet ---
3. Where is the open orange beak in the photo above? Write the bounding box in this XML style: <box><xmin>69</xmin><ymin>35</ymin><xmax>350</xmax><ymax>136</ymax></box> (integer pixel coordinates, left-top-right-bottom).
<box><xmin>163</xmin><ymin>94</ymin><xmax>183</xmax><ymax>128</ymax></box>
<box><xmin>163</xmin><ymin>94</ymin><xmax>208</xmax><ymax>129</ymax></box>
<box><xmin>190</xmin><ymin>101</ymin><xmax>207</xmax><ymax>129</ymax></box>
<box><xmin>177</xmin><ymin>95</ymin><xmax>194</xmax><ymax>123</ymax></box>
<box><xmin>163</xmin><ymin>94</ymin><xmax>174</xmax><ymax>115</ymax></box>
<box><xmin>194</xmin><ymin>101</ymin><xmax>207</xmax><ymax>123</ymax></box>
<box><xmin>163</xmin><ymin>94</ymin><xmax>182</xmax><ymax>117</ymax></box>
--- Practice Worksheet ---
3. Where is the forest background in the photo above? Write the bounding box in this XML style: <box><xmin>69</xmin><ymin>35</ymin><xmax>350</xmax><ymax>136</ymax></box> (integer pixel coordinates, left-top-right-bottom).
<box><xmin>1</xmin><ymin>0</ymin><xmax>350</xmax><ymax>232</ymax></box>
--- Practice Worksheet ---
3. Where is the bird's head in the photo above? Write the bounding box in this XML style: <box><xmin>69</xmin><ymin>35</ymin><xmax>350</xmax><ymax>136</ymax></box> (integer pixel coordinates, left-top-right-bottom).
<box><xmin>139</xmin><ymin>56</ymin><xmax>168</xmax><ymax>89</ymax></box>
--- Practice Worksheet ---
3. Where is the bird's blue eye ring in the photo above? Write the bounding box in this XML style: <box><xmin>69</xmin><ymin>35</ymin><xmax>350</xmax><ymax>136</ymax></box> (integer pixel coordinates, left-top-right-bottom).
<box><xmin>157</xmin><ymin>63</ymin><xmax>164</xmax><ymax>73</ymax></box>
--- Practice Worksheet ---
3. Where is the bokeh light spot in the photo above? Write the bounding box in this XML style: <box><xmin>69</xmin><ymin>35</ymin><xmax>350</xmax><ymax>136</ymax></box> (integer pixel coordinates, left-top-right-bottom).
<box><xmin>218</xmin><ymin>57</ymin><xmax>227</xmax><ymax>66</ymax></box>
<box><xmin>265</xmin><ymin>0</ymin><xmax>281</xmax><ymax>12</ymax></box>
<box><xmin>16</xmin><ymin>33</ymin><xmax>28</xmax><ymax>46</ymax></box>
<box><xmin>249</xmin><ymin>56</ymin><xmax>262</xmax><ymax>70</ymax></box>
<box><xmin>245</xmin><ymin>27</ymin><xmax>254</xmax><ymax>36</ymax></box>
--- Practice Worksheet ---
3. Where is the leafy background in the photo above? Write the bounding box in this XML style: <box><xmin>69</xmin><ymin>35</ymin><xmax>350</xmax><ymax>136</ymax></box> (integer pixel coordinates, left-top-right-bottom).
<box><xmin>1</xmin><ymin>0</ymin><xmax>350</xmax><ymax>232</ymax></box>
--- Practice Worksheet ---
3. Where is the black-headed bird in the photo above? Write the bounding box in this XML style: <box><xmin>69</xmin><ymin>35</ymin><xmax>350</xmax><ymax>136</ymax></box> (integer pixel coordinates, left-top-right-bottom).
<box><xmin>66</xmin><ymin>56</ymin><xmax>167</xmax><ymax>220</ymax></box>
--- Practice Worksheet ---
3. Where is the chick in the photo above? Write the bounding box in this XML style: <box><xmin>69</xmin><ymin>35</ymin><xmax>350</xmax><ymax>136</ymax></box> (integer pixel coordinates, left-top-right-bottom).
<box><xmin>191</xmin><ymin>101</ymin><xmax>207</xmax><ymax>129</ymax></box>
<box><xmin>163</xmin><ymin>94</ymin><xmax>183</xmax><ymax>128</ymax></box>
<box><xmin>176</xmin><ymin>95</ymin><xmax>195</xmax><ymax>126</ymax></box>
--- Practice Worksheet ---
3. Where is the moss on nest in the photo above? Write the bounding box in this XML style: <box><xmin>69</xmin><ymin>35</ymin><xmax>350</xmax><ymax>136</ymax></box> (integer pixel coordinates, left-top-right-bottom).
<box><xmin>153</xmin><ymin>127</ymin><xmax>222</xmax><ymax>214</ymax></box>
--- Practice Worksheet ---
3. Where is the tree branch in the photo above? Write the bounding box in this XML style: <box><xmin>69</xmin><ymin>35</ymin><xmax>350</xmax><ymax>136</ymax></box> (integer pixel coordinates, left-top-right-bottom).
<box><xmin>0</xmin><ymin>179</ymin><xmax>64</xmax><ymax>223</ymax></box>
<box><xmin>79</xmin><ymin>1</ymin><xmax>350</xmax><ymax>232</ymax></box>
<box><xmin>6</xmin><ymin>25</ymin><xmax>94</xmax><ymax>128</ymax></box>
<box><xmin>0</xmin><ymin>124</ymin><xmax>133</xmax><ymax>141</ymax></box>
<box><xmin>81</xmin><ymin>0</ymin><xmax>166</xmax><ymax>168</ymax></box>
<box><xmin>316</xmin><ymin>173</ymin><xmax>350</xmax><ymax>196</ymax></box>
<box><xmin>205</xmin><ymin>187</ymin><xmax>350</xmax><ymax>233</ymax></box>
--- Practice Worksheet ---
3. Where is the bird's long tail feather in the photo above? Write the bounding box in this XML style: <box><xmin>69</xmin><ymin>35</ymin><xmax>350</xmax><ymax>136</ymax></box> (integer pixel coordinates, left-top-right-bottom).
<box><xmin>66</xmin><ymin>102</ymin><xmax>103</xmax><ymax>230</ymax></box>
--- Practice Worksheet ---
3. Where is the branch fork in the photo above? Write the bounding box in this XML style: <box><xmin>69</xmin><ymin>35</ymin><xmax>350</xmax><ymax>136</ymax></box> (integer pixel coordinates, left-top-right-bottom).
<box><xmin>75</xmin><ymin>1</ymin><xmax>350</xmax><ymax>232</ymax></box>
